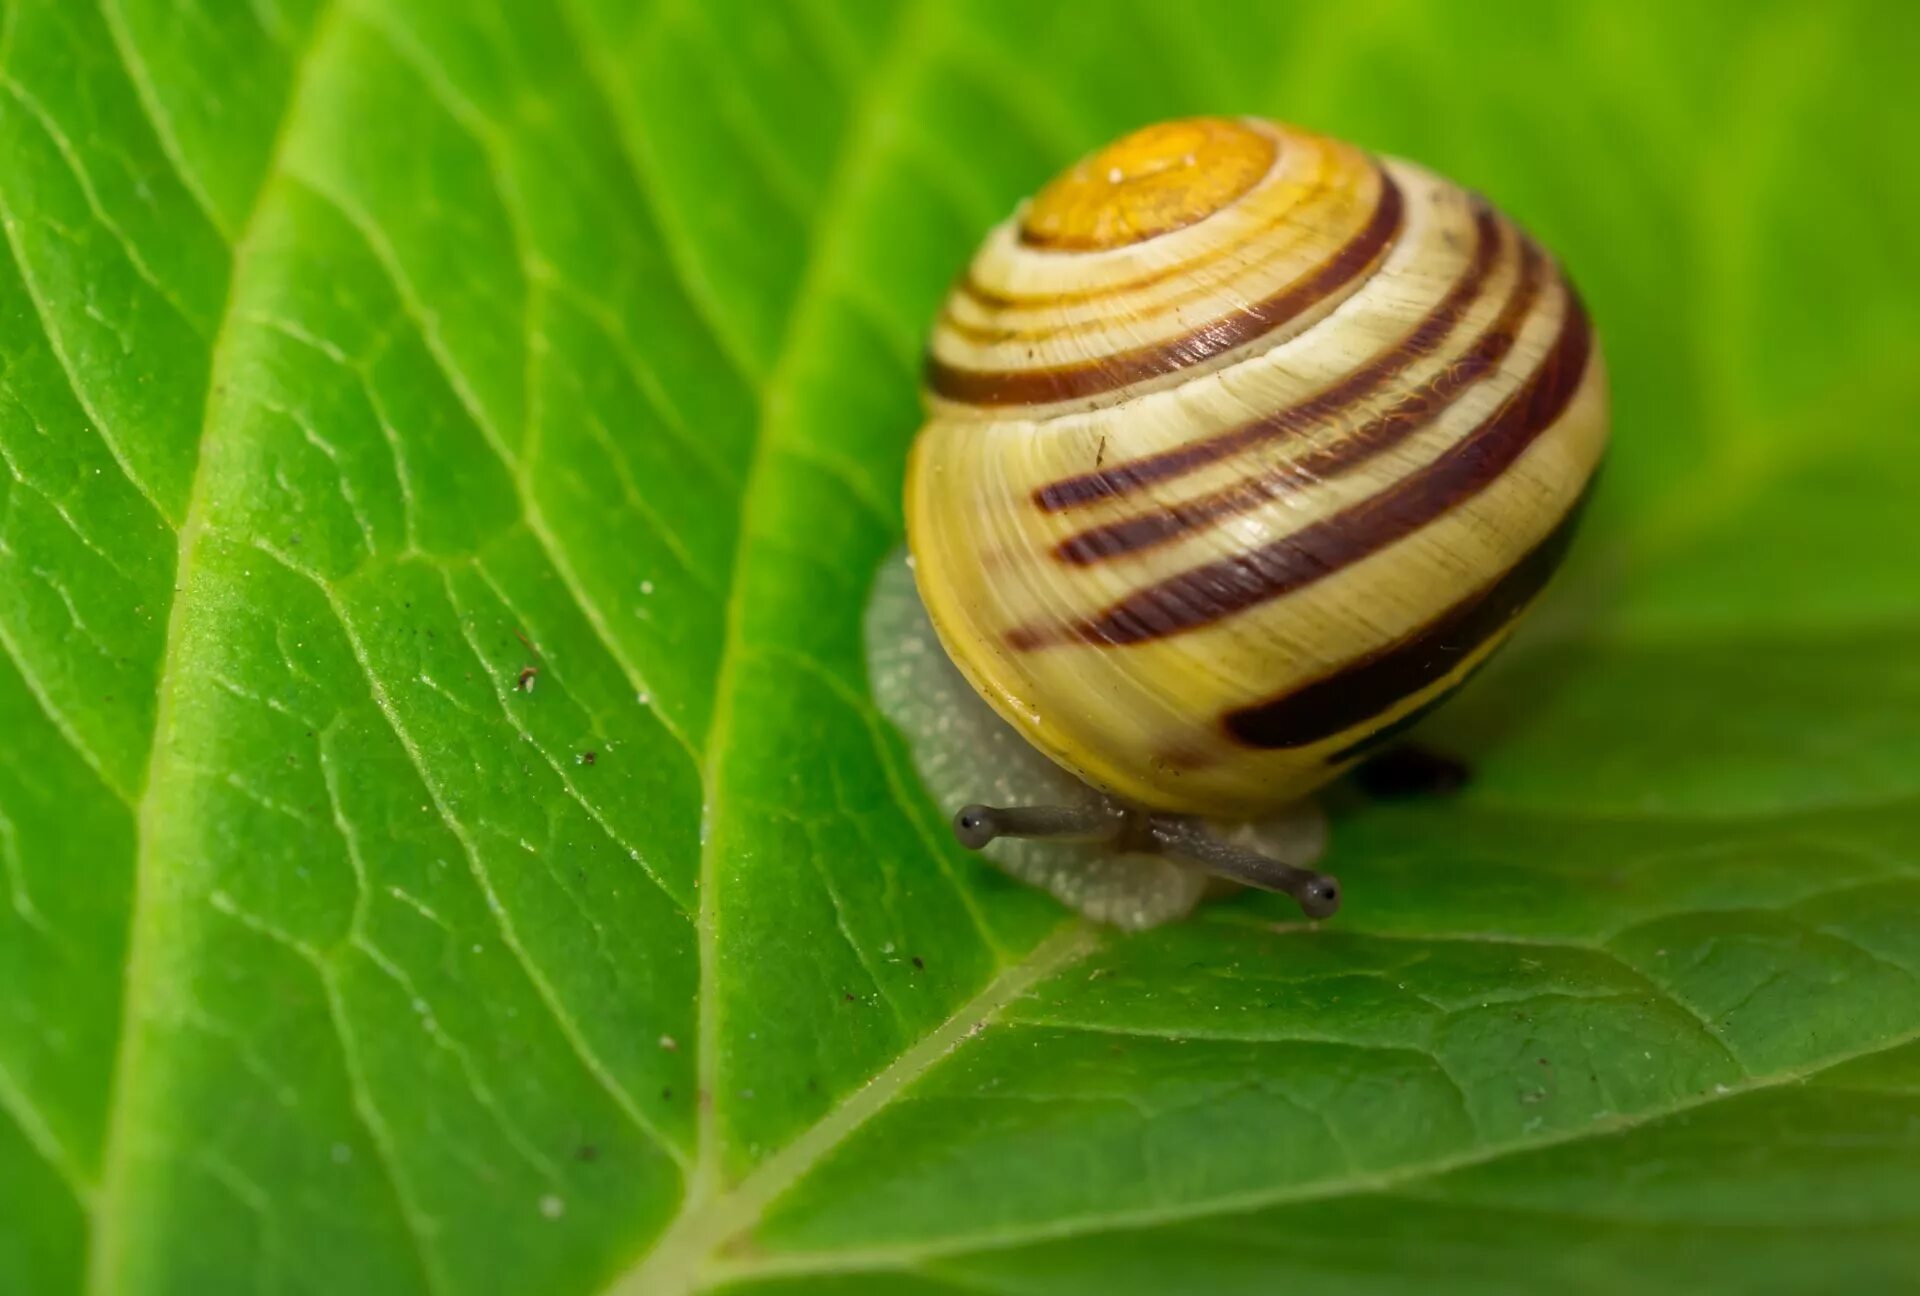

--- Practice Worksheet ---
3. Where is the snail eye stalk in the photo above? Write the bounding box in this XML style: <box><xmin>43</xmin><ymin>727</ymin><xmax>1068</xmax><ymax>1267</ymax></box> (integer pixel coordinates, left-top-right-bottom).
<box><xmin>1144</xmin><ymin>816</ymin><xmax>1341</xmax><ymax>919</ymax></box>
<box><xmin>952</xmin><ymin>802</ymin><xmax>1123</xmax><ymax>849</ymax></box>
<box><xmin>953</xmin><ymin>800</ymin><xmax>1340</xmax><ymax>920</ymax></box>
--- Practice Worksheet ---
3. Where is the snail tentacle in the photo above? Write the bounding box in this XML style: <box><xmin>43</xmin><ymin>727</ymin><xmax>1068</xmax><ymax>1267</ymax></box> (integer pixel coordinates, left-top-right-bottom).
<box><xmin>1144</xmin><ymin>816</ymin><xmax>1342</xmax><ymax>920</ymax></box>
<box><xmin>952</xmin><ymin>801</ymin><xmax>1125</xmax><ymax>849</ymax></box>
<box><xmin>953</xmin><ymin>794</ymin><xmax>1339</xmax><ymax>921</ymax></box>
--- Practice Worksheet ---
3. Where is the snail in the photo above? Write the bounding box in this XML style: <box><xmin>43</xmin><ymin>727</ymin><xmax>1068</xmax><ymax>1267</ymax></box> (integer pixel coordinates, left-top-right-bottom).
<box><xmin>866</xmin><ymin>116</ymin><xmax>1608</xmax><ymax>929</ymax></box>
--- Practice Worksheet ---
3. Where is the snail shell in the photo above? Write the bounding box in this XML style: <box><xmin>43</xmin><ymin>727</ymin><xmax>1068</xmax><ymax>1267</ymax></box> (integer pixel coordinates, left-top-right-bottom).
<box><xmin>906</xmin><ymin>116</ymin><xmax>1608</xmax><ymax>820</ymax></box>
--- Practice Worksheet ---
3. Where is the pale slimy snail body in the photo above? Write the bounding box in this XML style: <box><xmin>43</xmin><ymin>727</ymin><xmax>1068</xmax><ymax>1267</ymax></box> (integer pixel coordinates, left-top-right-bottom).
<box><xmin>867</xmin><ymin>116</ymin><xmax>1608</xmax><ymax>928</ymax></box>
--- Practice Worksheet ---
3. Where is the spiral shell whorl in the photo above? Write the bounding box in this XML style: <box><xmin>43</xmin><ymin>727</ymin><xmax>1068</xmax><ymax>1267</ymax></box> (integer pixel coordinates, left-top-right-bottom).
<box><xmin>927</xmin><ymin>117</ymin><xmax>1397</xmax><ymax>413</ymax></box>
<box><xmin>908</xmin><ymin>117</ymin><xmax>1609</xmax><ymax>818</ymax></box>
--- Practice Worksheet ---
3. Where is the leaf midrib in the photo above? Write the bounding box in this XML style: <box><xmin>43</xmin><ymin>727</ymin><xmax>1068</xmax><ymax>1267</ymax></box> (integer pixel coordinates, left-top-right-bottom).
<box><xmin>680</xmin><ymin>0</ymin><xmax>930</xmax><ymax>1212</ymax></box>
<box><xmin>603</xmin><ymin>0</ymin><xmax>1053</xmax><ymax>1289</ymax></box>
<box><xmin>90</xmin><ymin>4</ymin><xmax>351</xmax><ymax>1291</ymax></box>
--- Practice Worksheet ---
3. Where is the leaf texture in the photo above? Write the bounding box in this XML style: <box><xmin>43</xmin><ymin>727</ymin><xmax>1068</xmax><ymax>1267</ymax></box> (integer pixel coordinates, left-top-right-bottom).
<box><xmin>0</xmin><ymin>2</ymin><xmax>1916</xmax><ymax>1293</ymax></box>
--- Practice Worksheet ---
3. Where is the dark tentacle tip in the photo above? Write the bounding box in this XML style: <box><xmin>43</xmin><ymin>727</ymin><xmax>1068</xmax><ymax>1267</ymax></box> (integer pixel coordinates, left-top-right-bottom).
<box><xmin>953</xmin><ymin>805</ymin><xmax>999</xmax><ymax>850</ymax></box>
<box><xmin>1296</xmin><ymin>874</ymin><xmax>1341</xmax><ymax>920</ymax></box>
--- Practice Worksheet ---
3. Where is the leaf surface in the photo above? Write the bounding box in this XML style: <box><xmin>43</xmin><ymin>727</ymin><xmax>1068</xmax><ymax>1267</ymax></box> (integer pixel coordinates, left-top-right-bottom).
<box><xmin>0</xmin><ymin>2</ymin><xmax>1916</xmax><ymax>1293</ymax></box>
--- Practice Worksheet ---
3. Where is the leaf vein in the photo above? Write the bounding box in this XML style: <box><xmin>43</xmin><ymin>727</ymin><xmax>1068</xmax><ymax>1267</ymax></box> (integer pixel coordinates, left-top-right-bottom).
<box><xmin>710</xmin><ymin>1020</ymin><xmax>1920</xmax><ymax>1282</ymax></box>
<box><xmin>248</xmin><ymin>536</ymin><xmax>683</xmax><ymax>1167</ymax></box>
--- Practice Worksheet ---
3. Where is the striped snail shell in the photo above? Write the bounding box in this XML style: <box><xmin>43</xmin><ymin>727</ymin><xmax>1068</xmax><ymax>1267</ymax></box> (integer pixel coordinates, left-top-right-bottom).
<box><xmin>904</xmin><ymin>115</ymin><xmax>1608</xmax><ymax>824</ymax></box>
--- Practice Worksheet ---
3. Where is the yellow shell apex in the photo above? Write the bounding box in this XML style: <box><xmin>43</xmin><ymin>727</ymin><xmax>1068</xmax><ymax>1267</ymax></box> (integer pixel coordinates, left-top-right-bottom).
<box><xmin>1020</xmin><ymin>117</ymin><xmax>1277</xmax><ymax>251</ymax></box>
<box><xmin>906</xmin><ymin>117</ymin><xmax>1609</xmax><ymax>818</ymax></box>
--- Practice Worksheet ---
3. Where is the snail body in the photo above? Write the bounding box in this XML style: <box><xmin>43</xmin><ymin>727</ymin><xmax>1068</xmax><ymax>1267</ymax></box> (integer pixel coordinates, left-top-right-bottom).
<box><xmin>876</xmin><ymin>116</ymin><xmax>1608</xmax><ymax>926</ymax></box>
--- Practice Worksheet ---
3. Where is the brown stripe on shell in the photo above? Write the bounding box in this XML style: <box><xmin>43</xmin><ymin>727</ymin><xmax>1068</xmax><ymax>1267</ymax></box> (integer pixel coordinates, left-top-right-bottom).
<box><xmin>943</xmin><ymin>172</ymin><xmax>1343</xmax><ymax>338</ymax></box>
<box><xmin>1036</xmin><ymin>204</ymin><xmax>1508</xmax><ymax>513</ymax></box>
<box><xmin>1007</xmin><ymin>277</ymin><xmax>1593</xmax><ymax>650</ymax></box>
<box><xmin>1054</xmin><ymin>225</ymin><xmax>1542</xmax><ymax>565</ymax></box>
<box><xmin>926</xmin><ymin>168</ymin><xmax>1404</xmax><ymax>407</ymax></box>
<box><xmin>1221</xmin><ymin>483</ymin><xmax>1591</xmax><ymax>750</ymax></box>
<box><xmin>1323</xmin><ymin>667</ymin><xmax>1480</xmax><ymax>765</ymax></box>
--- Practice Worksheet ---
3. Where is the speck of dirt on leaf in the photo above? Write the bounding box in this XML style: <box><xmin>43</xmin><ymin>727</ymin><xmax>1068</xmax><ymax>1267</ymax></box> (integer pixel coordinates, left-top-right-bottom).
<box><xmin>658</xmin><ymin>1034</ymin><xmax>678</xmax><ymax>1051</ymax></box>
<box><xmin>516</xmin><ymin>665</ymin><xmax>538</xmax><ymax>692</ymax></box>
<box><xmin>575</xmin><ymin>1145</ymin><xmax>598</xmax><ymax>1163</ymax></box>
<box><xmin>579</xmin><ymin>751</ymin><xmax>597</xmax><ymax>766</ymax></box>
<box><xmin>911</xmin><ymin>956</ymin><xmax>925</xmax><ymax>970</ymax></box>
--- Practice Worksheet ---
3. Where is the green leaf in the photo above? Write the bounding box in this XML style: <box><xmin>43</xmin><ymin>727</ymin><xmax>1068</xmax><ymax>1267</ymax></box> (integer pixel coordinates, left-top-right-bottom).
<box><xmin>1</xmin><ymin>1</ymin><xmax>1916</xmax><ymax>1293</ymax></box>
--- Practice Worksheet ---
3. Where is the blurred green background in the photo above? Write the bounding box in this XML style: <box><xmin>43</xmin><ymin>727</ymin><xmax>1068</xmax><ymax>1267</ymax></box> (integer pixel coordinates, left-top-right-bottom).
<box><xmin>1</xmin><ymin>2</ymin><xmax>1916</xmax><ymax>1294</ymax></box>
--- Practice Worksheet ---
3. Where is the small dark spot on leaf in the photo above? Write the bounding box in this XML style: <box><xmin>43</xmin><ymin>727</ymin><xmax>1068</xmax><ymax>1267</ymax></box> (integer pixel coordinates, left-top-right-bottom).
<box><xmin>579</xmin><ymin>751</ymin><xmax>597</xmax><ymax>766</ymax></box>
<box><xmin>516</xmin><ymin>665</ymin><xmax>539</xmax><ymax>693</ymax></box>
<box><xmin>661</xmin><ymin>1087</ymin><xmax>672</xmax><ymax>1100</ymax></box>
<box><xmin>575</xmin><ymin>1145</ymin><xmax>598</xmax><ymax>1162</ymax></box>
<box><xmin>911</xmin><ymin>956</ymin><xmax>924</xmax><ymax>970</ymax></box>
<box><xmin>844</xmin><ymin>992</ymin><xmax>857</xmax><ymax>1002</ymax></box>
